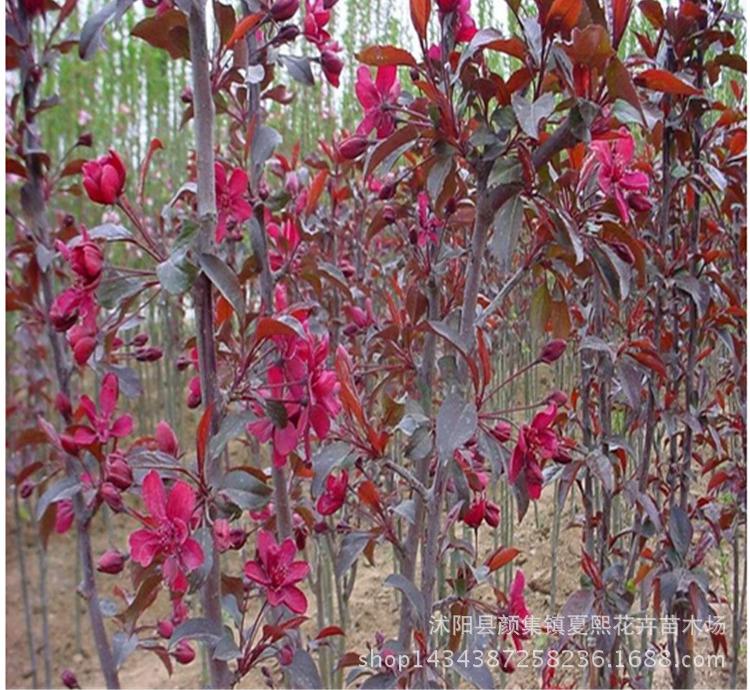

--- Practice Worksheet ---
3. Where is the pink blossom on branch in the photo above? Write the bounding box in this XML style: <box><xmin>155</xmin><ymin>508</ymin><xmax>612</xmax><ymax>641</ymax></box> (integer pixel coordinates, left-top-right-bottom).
<box><xmin>509</xmin><ymin>403</ymin><xmax>560</xmax><ymax>500</ymax></box>
<box><xmin>214</xmin><ymin>162</ymin><xmax>252</xmax><ymax>243</ymax></box>
<box><xmin>316</xmin><ymin>469</ymin><xmax>348</xmax><ymax>515</ymax></box>
<box><xmin>128</xmin><ymin>470</ymin><xmax>204</xmax><ymax>593</ymax></box>
<box><xmin>82</xmin><ymin>149</ymin><xmax>127</xmax><ymax>205</ymax></box>
<box><xmin>589</xmin><ymin>128</ymin><xmax>651</xmax><ymax>223</ymax></box>
<box><xmin>355</xmin><ymin>65</ymin><xmax>400</xmax><ymax>139</ymax></box>
<box><xmin>65</xmin><ymin>373</ymin><xmax>133</xmax><ymax>448</ymax></box>
<box><xmin>243</xmin><ymin>529</ymin><xmax>310</xmax><ymax>614</ymax></box>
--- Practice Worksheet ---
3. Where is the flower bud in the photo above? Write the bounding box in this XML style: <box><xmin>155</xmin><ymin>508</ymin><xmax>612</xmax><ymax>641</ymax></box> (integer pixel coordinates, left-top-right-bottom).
<box><xmin>273</xmin><ymin>24</ymin><xmax>300</xmax><ymax>44</ymax></box>
<box><xmin>73</xmin><ymin>336</ymin><xmax>97</xmax><ymax>366</ymax></box>
<box><xmin>55</xmin><ymin>392</ymin><xmax>72</xmax><ymax>418</ymax></box>
<box><xmin>545</xmin><ymin>390</ymin><xmax>568</xmax><ymax>406</ymax></box>
<box><xmin>230</xmin><ymin>528</ymin><xmax>247</xmax><ymax>550</ymax></box>
<box><xmin>320</xmin><ymin>48</ymin><xmax>344</xmax><ymax>87</ymax></box>
<box><xmin>538</xmin><ymin>339</ymin><xmax>566</xmax><ymax>364</ymax></box>
<box><xmin>131</xmin><ymin>333</ymin><xmax>149</xmax><ymax>347</ymax></box>
<box><xmin>463</xmin><ymin>499</ymin><xmax>485</xmax><ymax>528</ymax></box>
<box><xmin>61</xmin><ymin>669</ymin><xmax>80</xmax><ymax>689</ymax></box>
<box><xmin>157</xmin><ymin>619</ymin><xmax>174</xmax><ymax>639</ymax></box>
<box><xmin>97</xmin><ymin>549</ymin><xmax>126</xmax><ymax>574</ymax></box>
<box><xmin>270</xmin><ymin>0</ymin><xmax>298</xmax><ymax>21</ymax></box>
<box><xmin>20</xmin><ymin>480</ymin><xmax>34</xmax><ymax>499</ymax></box>
<box><xmin>490</xmin><ymin>421</ymin><xmax>512</xmax><ymax>443</ymax></box>
<box><xmin>609</xmin><ymin>240</ymin><xmax>635</xmax><ymax>265</ymax></box>
<box><xmin>99</xmin><ymin>482</ymin><xmax>124</xmax><ymax>512</ymax></box>
<box><xmin>155</xmin><ymin>420</ymin><xmax>179</xmax><ymax>456</ymax></box>
<box><xmin>105</xmin><ymin>454</ymin><xmax>133</xmax><ymax>491</ymax></box>
<box><xmin>82</xmin><ymin>149</ymin><xmax>127</xmax><ymax>205</ymax></box>
<box><xmin>174</xmin><ymin>641</ymin><xmax>195</xmax><ymax>665</ymax></box>
<box><xmin>135</xmin><ymin>346</ymin><xmax>163</xmax><ymax>362</ymax></box>
<box><xmin>338</xmin><ymin>135</ymin><xmax>369</xmax><ymax>160</ymax></box>
<box><xmin>278</xmin><ymin>645</ymin><xmax>294</xmax><ymax>666</ymax></box>
<box><xmin>186</xmin><ymin>376</ymin><xmax>202</xmax><ymax>409</ymax></box>
<box><xmin>382</xmin><ymin>206</ymin><xmax>396</xmax><ymax>224</ymax></box>
<box><xmin>76</xmin><ymin>132</ymin><xmax>93</xmax><ymax>148</ymax></box>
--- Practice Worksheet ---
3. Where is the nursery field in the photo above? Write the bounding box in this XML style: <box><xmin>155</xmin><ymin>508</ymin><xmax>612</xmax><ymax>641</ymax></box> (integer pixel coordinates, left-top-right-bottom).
<box><xmin>5</xmin><ymin>0</ymin><xmax>747</xmax><ymax>688</ymax></box>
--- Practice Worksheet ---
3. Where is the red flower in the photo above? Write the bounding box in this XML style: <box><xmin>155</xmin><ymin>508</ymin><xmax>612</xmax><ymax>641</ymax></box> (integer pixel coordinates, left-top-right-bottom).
<box><xmin>509</xmin><ymin>404</ymin><xmax>559</xmax><ymax>500</ymax></box>
<box><xmin>56</xmin><ymin>227</ymin><xmax>104</xmax><ymax>289</ymax></box>
<box><xmin>69</xmin><ymin>373</ymin><xmax>133</xmax><ymax>448</ymax></box>
<box><xmin>244</xmin><ymin>530</ymin><xmax>310</xmax><ymax>613</ymax></box>
<box><xmin>316</xmin><ymin>470</ymin><xmax>348</xmax><ymax>515</ymax></box>
<box><xmin>247</xmin><ymin>328</ymin><xmax>340</xmax><ymax>466</ymax></box>
<box><xmin>355</xmin><ymin>66</ymin><xmax>400</xmax><ymax>139</ymax></box>
<box><xmin>506</xmin><ymin>570</ymin><xmax>531</xmax><ymax>650</ymax></box>
<box><xmin>215</xmin><ymin>162</ymin><xmax>252</xmax><ymax>243</ymax></box>
<box><xmin>266</xmin><ymin>218</ymin><xmax>300</xmax><ymax>270</ymax></box>
<box><xmin>590</xmin><ymin>129</ymin><xmax>650</xmax><ymax>223</ymax></box>
<box><xmin>82</xmin><ymin>149</ymin><xmax>127</xmax><ymax>205</ymax></box>
<box><xmin>50</xmin><ymin>287</ymin><xmax>85</xmax><ymax>332</ymax></box>
<box><xmin>462</xmin><ymin>496</ymin><xmax>500</xmax><ymax>528</ymax></box>
<box><xmin>128</xmin><ymin>470</ymin><xmax>204</xmax><ymax>593</ymax></box>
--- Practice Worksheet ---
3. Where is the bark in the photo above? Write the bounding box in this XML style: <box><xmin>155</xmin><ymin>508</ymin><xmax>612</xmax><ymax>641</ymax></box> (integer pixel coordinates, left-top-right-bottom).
<box><xmin>17</xmin><ymin>6</ymin><xmax>121</xmax><ymax>684</ymax></box>
<box><xmin>187</xmin><ymin>1</ymin><xmax>233</xmax><ymax>685</ymax></box>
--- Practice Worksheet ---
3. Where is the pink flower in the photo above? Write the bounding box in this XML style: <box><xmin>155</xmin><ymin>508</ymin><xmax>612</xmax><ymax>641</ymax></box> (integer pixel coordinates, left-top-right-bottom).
<box><xmin>247</xmin><ymin>329</ymin><xmax>340</xmax><ymax>466</ymax></box>
<box><xmin>214</xmin><ymin>162</ymin><xmax>252</xmax><ymax>243</ymax></box>
<box><xmin>64</xmin><ymin>373</ymin><xmax>133</xmax><ymax>449</ymax></box>
<box><xmin>56</xmin><ymin>227</ymin><xmax>104</xmax><ymax>289</ymax></box>
<box><xmin>590</xmin><ymin>129</ymin><xmax>650</xmax><ymax>223</ymax></box>
<box><xmin>267</xmin><ymin>218</ymin><xmax>300</xmax><ymax>271</ymax></box>
<box><xmin>355</xmin><ymin>66</ymin><xmax>400</xmax><ymax>139</ymax></box>
<box><xmin>128</xmin><ymin>470</ymin><xmax>204</xmax><ymax>593</ymax></box>
<box><xmin>506</xmin><ymin>570</ymin><xmax>531</xmax><ymax>650</ymax></box>
<box><xmin>244</xmin><ymin>530</ymin><xmax>310</xmax><ymax>613</ymax></box>
<box><xmin>509</xmin><ymin>404</ymin><xmax>559</xmax><ymax>500</ymax></box>
<box><xmin>82</xmin><ymin>149</ymin><xmax>127</xmax><ymax>205</ymax></box>
<box><xmin>316</xmin><ymin>470</ymin><xmax>348</xmax><ymax>515</ymax></box>
<box><xmin>50</xmin><ymin>287</ymin><xmax>85</xmax><ymax>332</ymax></box>
<box><xmin>416</xmin><ymin>192</ymin><xmax>441</xmax><ymax>246</ymax></box>
<box><xmin>302</xmin><ymin>0</ymin><xmax>330</xmax><ymax>45</ymax></box>
<box><xmin>437</xmin><ymin>0</ymin><xmax>476</xmax><ymax>42</ymax></box>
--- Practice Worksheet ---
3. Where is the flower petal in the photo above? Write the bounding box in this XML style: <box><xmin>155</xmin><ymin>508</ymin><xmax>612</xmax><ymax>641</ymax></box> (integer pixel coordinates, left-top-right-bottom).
<box><xmin>142</xmin><ymin>470</ymin><xmax>167</xmax><ymax>521</ymax></box>
<box><xmin>129</xmin><ymin>528</ymin><xmax>161</xmax><ymax>567</ymax></box>
<box><xmin>281</xmin><ymin>585</ymin><xmax>308</xmax><ymax>614</ymax></box>
<box><xmin>166</xmin><ymin>480</ymin><xmax>196</xmax><ymax>525</ymax></box>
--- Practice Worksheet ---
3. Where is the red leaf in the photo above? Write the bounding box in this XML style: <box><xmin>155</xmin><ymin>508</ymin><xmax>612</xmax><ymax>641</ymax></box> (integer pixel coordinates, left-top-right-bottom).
<box><xmin>138</xmin><ymin>138</ymin><xmax>163</xmax><ymax>204</ymax></box>
<box><xmin>305</xmin><ymin>169</ymin><xmax>328</xmax><ymax>216</ymax></box>
<box><xmin>544</xmin><ymin>0</ymin><xmax>582</xmax><ymax>34</ymax></box>
<box><xmin>226</xmin><ymin>12</ymin><xmax>264</xmax><ymax>49</ymax></box>
<box><xmin>358</xmin><ymin>480</ymin><xmax>381</xmax><ymax>511</ymax></box>
<box><xmin>410</xmin><ymin>0</ymin><xmax>430</xmax><ymax>40</ymax></box>
<box><xmin>356</xmin><ymin>45</ymin><xmax>417</xmax><ymax>68</ymax></box>
<box><xmin>316</xmin><ymin>625</ymin><xmax>345</xmax><ymax>640</ymax></box>
<box><xmin>486</xmin><ymin>546</ymin><xmax>521</xmax><ymax>572</ymax></box>
<box><xmin>197</xmin><ymin>403</ymin><xmax>212</xmax><ymax>479</ymax></box>
<box><xmin>634</xmin><ymin>68</ymin><xmax>701</xmax><ymax>96</ymax></box>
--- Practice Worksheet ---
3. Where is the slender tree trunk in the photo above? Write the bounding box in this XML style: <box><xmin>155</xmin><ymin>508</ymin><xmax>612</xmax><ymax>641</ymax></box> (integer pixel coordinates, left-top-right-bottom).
<box><xmin>187</xmin><ymin>1</ymin><xmax>233</xmax><ymax>686</ymax></box>
<box><xmin>18</xmin><ymin>10</ymin><xmax>121</xmax><ymax>682</ymax></box>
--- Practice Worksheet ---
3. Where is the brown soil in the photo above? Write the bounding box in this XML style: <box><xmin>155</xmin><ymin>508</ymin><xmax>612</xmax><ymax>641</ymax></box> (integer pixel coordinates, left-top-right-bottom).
<box><xmin>6</xmin><ymin>483</ymin><xmax>744</xmax><ymax>689</ymax></box>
